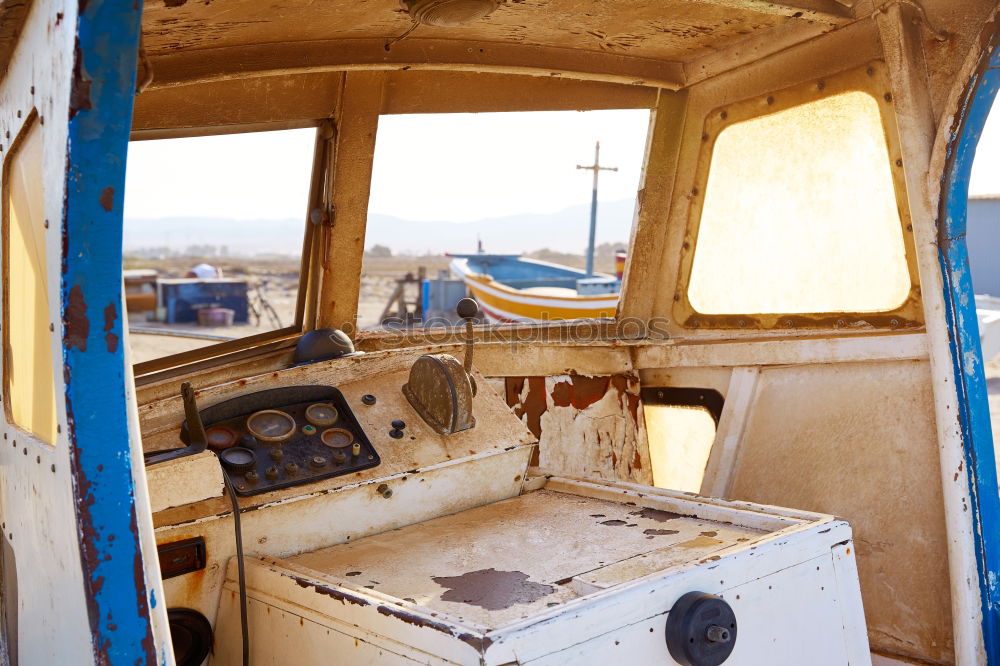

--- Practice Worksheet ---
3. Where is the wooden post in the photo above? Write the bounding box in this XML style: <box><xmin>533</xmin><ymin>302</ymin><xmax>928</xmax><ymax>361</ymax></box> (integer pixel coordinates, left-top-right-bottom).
<box><xmin>317</xmin><ymin>71</ymin><xmax>387</xmax><ymax>335</ymax></box>
<box><xmin>617</xmin><ymin>89</ymin><xmax>688</xmax><ymax>328</ymax></box>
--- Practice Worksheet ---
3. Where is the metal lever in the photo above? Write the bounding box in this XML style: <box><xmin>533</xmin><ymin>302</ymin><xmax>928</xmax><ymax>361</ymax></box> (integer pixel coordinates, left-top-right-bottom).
<box><xmin>456</xmin><ymin>298</ymin><xmax>479</xmax><ymax>396</ymax></box>
<box><xmin>145</xmin><ymin>381</ymin><xmax>208</xmax><ymax>465</ymax></box>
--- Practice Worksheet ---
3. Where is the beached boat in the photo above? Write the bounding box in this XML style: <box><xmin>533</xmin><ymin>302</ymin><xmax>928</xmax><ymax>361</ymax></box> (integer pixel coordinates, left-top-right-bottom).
<box><xmin>449</xmin><ymin>253</ymin><xmax>619</xmax><ymax>322</ymax></box>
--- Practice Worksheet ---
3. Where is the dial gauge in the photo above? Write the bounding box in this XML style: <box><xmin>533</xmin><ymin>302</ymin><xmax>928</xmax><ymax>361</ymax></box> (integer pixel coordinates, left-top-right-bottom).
<box><xmin>246</xmin><ymin>409</ymin><xmax>296</xmax><ymax>442</ymax></box>
<box><xmin>205</xmin><ymin>425</ymin><xmax>238</xmax><ymax>451</ymax></box>
<box><xmin>305</xmin><ymin>403</ymin><xmax>338</xmax><ymax>427</ymax></box>
<box><xmin>321</xmin><ymin>427</ymin><xmax>354</xmax><ymax>449</ymax></box>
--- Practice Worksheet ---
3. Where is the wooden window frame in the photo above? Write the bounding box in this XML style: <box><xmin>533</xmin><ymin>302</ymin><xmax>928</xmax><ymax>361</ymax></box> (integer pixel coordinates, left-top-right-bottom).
<box><xmin>672</xmin><ymin>61</ymin><xmax>923</xmax><ymax>331</ymax></box>
<box><xmin>130</xmin><ymin>120</ymin><xmax>330</xmax><ymax>380</ymax></box>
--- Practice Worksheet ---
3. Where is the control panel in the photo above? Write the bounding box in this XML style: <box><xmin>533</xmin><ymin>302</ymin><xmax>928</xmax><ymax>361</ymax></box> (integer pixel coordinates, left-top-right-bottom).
<box><xmin>181</xmin><ymin>385</ymin><xmax>380</xmax><ymax>496</ymax></box>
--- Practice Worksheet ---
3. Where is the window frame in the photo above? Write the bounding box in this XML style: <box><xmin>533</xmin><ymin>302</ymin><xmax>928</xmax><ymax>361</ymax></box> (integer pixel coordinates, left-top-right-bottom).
<box><xmin>2</xmin><ymin>110</ymin><xmax>58</xmax><ymax>445</ymax></box>
<box><xmin>129</xmin><ymin>120</ymin><xmax>328</xmax><ymax>380</ymax></box>
<box><xmin>672</xmin><ymin>61</ymin><xmax>923</xmax><ymax>331</ymax></box>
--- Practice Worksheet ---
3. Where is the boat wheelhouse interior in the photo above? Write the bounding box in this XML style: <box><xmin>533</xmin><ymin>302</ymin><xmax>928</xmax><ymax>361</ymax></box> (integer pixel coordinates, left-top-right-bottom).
<box><xmin>1</xmin><ymin>0</ymin><xmax>999</xmax><ymax>664</ymax></box>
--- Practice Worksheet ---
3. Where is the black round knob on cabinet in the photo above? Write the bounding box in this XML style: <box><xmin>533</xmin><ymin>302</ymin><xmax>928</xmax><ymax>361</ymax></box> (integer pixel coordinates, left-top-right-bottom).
<box><xmin>665</xmin><ymin>592</ymin><xmax>737</xmax><ymax>666</ymax></box>
<box><xmin>456</xmin><ymin>297</ymin><xmax>479</xmax><ymax>321</ymax></box>
<box><xmin>361</xmin><ymin>394</ymin><xmax>377</xmax><ymax>406</ymax></box>
<box><xmin>219</xmin><ymin>447</ymin><xmax>256</xmax><ymax>473</ymax></box>
<box><xmin>391</xmin><ymin>419</ymin><xmax>406</xmax><ymax>430</ymax></box>
<box><xmin>389</xmin><ymin>428</ymin><xmax>404</xmax><ymax>439</ymax></box>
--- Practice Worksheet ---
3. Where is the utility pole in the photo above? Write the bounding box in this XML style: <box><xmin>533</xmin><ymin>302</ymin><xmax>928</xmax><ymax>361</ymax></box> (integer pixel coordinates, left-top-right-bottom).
<box><xmin>577</xmin><ymin>141</ymin><xmax>618</xmax><ymax>278</ymax></box>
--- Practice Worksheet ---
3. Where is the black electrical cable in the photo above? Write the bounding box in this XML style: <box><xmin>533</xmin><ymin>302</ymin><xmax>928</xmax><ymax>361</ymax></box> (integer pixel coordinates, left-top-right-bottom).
<box><xmin>222</xmin><ymin>473</ymin><xmax>250</xmax><ymax>666</ymax></box>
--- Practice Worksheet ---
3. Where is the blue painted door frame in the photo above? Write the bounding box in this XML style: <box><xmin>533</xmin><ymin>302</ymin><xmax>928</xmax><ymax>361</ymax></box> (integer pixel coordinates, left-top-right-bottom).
<box><xmin>63</xmin><ymin>0</ymin><xmax>159</xmax><ymax>662</ymax></box>
<box><xmin>939</xmin><ymin>33</ymin><xmax>1000</xmax><ymax>661</ymax></box>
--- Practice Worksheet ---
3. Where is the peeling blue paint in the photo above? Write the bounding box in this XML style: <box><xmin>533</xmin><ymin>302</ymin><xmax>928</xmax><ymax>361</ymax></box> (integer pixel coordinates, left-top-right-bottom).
<box><xmin>62</xmin><ymin>0</ymin><xmax>156</xmax><ymax>663</ymax></box>
<box><xmin>939</xmin><ymin>39</ymin><xmax>1000</xmax><ymax>660</ymax></box>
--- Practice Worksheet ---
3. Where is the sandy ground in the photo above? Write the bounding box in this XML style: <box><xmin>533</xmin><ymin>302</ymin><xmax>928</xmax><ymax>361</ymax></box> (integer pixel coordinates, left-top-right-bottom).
<box><xmin>126</xmin><ymin>255</ymin><xmax>451</xmax><ymax>365</ymax></box>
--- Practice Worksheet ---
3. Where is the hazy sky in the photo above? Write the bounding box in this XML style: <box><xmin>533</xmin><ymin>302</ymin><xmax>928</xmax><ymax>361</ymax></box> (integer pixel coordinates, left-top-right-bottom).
<box><xmin>123</xmin><ymin>106</ymin><xmax>1000</xmax><ymax>223</ymax></box>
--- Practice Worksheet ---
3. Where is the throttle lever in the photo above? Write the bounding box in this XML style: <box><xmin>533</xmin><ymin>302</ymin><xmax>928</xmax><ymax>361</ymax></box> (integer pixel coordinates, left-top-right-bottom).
<box><xmin>456</xmin><ymin>298</ymin><xmax>479</xmax><ymax>396</ymax></box>
<box><xmin>145</xmin><ymin>381</ymin><xmax>208</xmax><ymax>465</ymax></box>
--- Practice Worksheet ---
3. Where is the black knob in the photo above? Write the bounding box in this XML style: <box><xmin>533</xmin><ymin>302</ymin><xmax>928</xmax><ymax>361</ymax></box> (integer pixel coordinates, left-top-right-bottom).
<box><xmin>665</xmin><ymin>592</ymin><xmax>737</xmax><ymax>666</ymax></box>
<box><xmin>456</xmin><ymin>298</ymin><xmax>479</xmax><ymax>321</ymax></box>
<box><xmin>389</xmin><ymin>428</ymin><xmax>404</xmax><ymax>439</ymax></box>
<box><xmin>219</xmin><ymin>447</ymin><xmax>256</xmax><ymax>473</ymax></box>
<box><xmin>361</xmin><ymin>394</ymin><xmax>377</xmax><ymax>406</ymax></box>
<box><xmin>391</xmin><ymin>419</ymin><xmax>406</xmax><ymax>430</ymax></box>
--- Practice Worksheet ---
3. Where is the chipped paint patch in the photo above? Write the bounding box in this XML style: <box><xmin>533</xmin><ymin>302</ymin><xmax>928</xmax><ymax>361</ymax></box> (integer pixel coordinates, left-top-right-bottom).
<box><xmin>506</xmin><ymin>374</ymin><xmax>651</xmax><ymax>484</ymax></box>
<box><xmin>103</xmin><ymin>302</ymin><xmax>118</xmax><ymax>353</ymax></box>
<box><xmin>432</xmin><ymin>568</ymin><xmax>555</xmax><ymax>611</ymax></box>
<box><xmin>631</xmin><ymin>507</ymin><xmax>683</xmax><ymax>522</ymax></box>
<box><xmin>64</xmin><ymin>284</ymin><xmax>89</xmax><ymax>351</ymax></box>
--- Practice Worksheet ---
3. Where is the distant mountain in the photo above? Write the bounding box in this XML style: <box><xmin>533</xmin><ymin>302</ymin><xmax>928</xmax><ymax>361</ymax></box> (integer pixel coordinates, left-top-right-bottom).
<box><xmin>122</xmin><ymin>199</ymin><xmax>637</xmax><ymax>257</ymax></box>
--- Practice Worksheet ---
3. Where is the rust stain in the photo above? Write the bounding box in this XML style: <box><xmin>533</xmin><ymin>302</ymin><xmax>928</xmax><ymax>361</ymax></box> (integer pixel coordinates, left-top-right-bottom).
<box><xmin>508</xmin><ymin>377</ymin><xmax>546</xmax><ymax>465</ymax></box>
<box><xmin>374</xmin><ymin>605</ymin><xmax>493</xmax><ymax>653</ymax></box>
<box><xmin>69</xmin><ymin>44</ymin><xmax>92</xmax><ymax>120</ymax></box>
<box><xmin>677</xmin><ymin>536</ymin><xmax>723</xmax><ymax>549</ymax></box>
<box><xmin>103</xmin><ymin>303</ymin><xmax>118</xmax><ymax>353</ymax></box>
<box><xmin>292</xmin><ymin>576</ymin><xmax>370</xmax><ymax>607</ymax></box>
<box><xmin>550</xmin><ymin>375</ymin><xmax>610</xmax><ymax>410</ymax></box>
<box><xmin>432</xmin><ymin>568</ymin><xmax>555</xmax><ymax>611</ymax></box>
<box><xmin>643</xmin><ymin>529</ymin><xmax>680</xmax><ymax>536</ymax></box>
<box><xmin>65</xmin><ymin>284</ymin><xmax>89</xmax><ymax>351</ymax></box>
<box><xmin>700</xmin><ymin>531</ymin><xmax>718</xmax><ymax>537</ymax></box>
<box><xmin>631</xmin><ymin>450</ymin><xmax>642</xmax><ymax>470</ymax></box>
<box><xmin>631</xmin><ymin>507</ymin><xmax>683</xmax><ymax>522</ymax></box>
<box><xmin>99</xmin><ymin>186</ymin><xmax>114</xmax><ymax>212</ymax></box>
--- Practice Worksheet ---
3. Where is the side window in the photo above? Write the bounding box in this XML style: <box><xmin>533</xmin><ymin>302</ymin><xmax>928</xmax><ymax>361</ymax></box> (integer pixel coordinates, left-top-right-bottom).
<box><xmin>123</xmin><ymin>128</ymin><xmax>315</xmax><ymax>371</ymax></box>
<box><xmin>676</xmin><ymin>63</ymin><xmax>919</xmax><ymax>330</ymax></box>
<box><xmin>642</xmin><ymin>388</ymin><xmax>723</xmax><ymax>493</ymax></box>
<box><xmin>3</xmin><ymin>117</ymin><xmax>56</xmax><ymax>444</ymax></box>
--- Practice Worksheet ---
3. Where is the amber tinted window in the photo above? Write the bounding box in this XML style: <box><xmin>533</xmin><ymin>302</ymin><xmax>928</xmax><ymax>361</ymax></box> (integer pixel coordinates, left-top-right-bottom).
<box><xmin>643</xmin><ymin>388</ymin><xmax>721</xmax><ymax>493</ymax></box>
<box><xmin>3</xmin><ymin>119</ymin><xmax>57</xmax><ymax>443</ymax></box>
<box><xmin>687</xmin><ymin>90</ymin><xmax>910</xmax><ymax>317</ymax></box>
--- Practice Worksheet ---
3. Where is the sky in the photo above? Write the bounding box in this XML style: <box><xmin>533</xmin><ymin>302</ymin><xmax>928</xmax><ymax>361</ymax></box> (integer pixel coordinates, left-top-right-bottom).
<box><xmin>123</xmin><ymin>110</ymin><xmax>651</xmax><ymax>223</ymax></box>
<box><xmin>971</xmin><ymin>106</ymin><xmax>1000</xmax><ymax>197</ymax></box>
<box><xmin>123</xmin><ymin>105</ymin><xmax>1000</xmax><ymax>224</ymax></box>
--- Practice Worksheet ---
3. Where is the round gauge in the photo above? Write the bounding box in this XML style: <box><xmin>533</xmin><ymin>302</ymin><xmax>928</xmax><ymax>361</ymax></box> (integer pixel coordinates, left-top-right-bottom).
<box><xmin>246</xmin><ymin>410</ymin><xmax>296</xmax><ymax>442</ymax></box>
<box><xmin>219</xmin><ymin>446</ymin><xmax>256</xmax><ymax>472</ymax></box>
<box><xmin>321</xmin><ymin>427</ymin><xmax>354</xmax><ymax>449</ymax></box>
<box><xmin>305</xmin><ymin>403</ymin><xmax>338</xmax><ymax>427</ymax></box>
<box><xmin>205</xmin><ymin>425</ymin><xmax>238</xmax><ymax>451</ymax></box>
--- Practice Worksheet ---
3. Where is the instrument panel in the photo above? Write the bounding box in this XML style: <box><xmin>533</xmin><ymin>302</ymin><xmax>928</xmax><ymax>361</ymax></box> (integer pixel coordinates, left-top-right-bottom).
<box><xmin>182</xmin><ymin>385</ymin><xmax>380</xmax><ymax>496</ymax></box>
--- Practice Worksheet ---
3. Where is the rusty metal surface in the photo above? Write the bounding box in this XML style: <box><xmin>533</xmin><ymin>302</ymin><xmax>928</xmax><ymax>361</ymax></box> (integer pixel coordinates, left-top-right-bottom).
<box><xmin>285</xmin><ymin>488</ymin><xmax>763</xmax><ymax>629</ymax></box>
<box><xmin>403</xmin><ymin>353</ymin><xmax>476</xmax><ymax>435</ymax></box>
<box><xmin>506</xmin><ymin>373</ymin><xmax>651</xmax><ymax>484</ymax></box>
<box><xmin>139</xmin><ymin>0</ymin><xmax>805</xmax><ymax>63</ymax></box>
